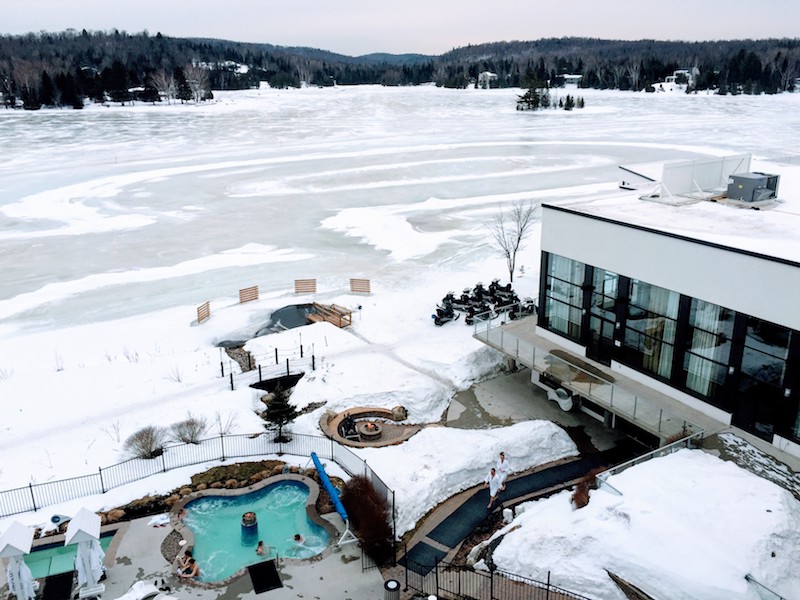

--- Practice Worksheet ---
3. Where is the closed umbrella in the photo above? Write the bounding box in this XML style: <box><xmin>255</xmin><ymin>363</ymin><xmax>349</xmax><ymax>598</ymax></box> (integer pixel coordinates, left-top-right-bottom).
<box><xmin>0</xmin><ymin>522</ymin><xmax>37</xmax><ymax>600</ymax></box>
<box><xmin>6</xmin><ymin>555</ymin><xmax>36</xmax><ymax>600</ymax></box>
<box><xmin>75</xmin><ymin>537</ymin><xmax>105</xmax><ymax>588</ymax></box>
<box><xmin>65</xmin><ymin>508</ymin><xmax>105</xmax><ymax>593</ymax></box>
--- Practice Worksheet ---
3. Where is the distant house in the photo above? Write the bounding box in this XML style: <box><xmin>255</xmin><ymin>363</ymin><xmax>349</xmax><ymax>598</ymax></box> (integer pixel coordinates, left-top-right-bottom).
<box><xmin>563</xmin><ymin>74</ymin><xmax>582</xmax><ymax>87</ymax></box>
<box><xmin>663</xmin><ymin>67</ymin><xmax>700</xmax><ymax>89</ymax></box>
<box><xmin>477</xmin><ymin>71</ymin><xmax>498</xmax><ymax>89</ymax></box>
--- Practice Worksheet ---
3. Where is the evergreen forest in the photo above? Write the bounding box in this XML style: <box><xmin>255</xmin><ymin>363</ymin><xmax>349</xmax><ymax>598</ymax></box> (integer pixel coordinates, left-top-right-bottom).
<box><xmin>1</xmin><ymin>29</ymin><xmax>798</xmax><ymax>109</ymax></box>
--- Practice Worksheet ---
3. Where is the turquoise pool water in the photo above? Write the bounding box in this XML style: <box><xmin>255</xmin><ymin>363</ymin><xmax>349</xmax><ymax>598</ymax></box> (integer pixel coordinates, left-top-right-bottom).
<box><xmin>24</xmin><ymin>533</ymin><xmax>114</xmax><ymax>579</ymax></box>
<box><xmin>183</xmin><ymin>480</ymin><xmax>329</xmax><ymax>581</ymax></box>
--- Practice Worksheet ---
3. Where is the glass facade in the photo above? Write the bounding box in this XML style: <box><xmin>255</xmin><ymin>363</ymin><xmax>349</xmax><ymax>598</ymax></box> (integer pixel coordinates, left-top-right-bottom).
<box><xmin>682</xmin><ymin>299</ymin><xmax>734</xmax><ymax>401</ymax></box>
<box><xmin>540</xmin><ymin>251</ymin><xmax>800</xmax><ymax>444</ymax></box>
<box><xmin>624</xmin><ymin>280</ymin><xmax>679</xmax><ymax>380</ymax></box>
<box><xmin>544</xmin><ymin>254</ymin><xmax>585</xmax><ymax>341</ymax></box>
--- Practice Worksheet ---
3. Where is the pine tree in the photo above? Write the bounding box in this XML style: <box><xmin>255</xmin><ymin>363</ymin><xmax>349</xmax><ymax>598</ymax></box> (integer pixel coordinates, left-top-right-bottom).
<box><xmin>261</xmin><ymin>384</ymin><xmax>298</xmax><ymax>443</ymax></box>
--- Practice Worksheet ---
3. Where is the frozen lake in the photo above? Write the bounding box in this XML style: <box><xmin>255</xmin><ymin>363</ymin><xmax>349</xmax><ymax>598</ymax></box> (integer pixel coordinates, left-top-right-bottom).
<box><xmin>1</xmin><ymin>85</ymin><xmax>799</xmax><ymax>333</ymax></box>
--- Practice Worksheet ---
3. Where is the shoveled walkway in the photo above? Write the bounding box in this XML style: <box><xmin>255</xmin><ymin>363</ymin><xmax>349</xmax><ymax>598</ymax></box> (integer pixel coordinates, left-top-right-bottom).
<box><xmin>397</xmin><ymin>440</ymin><xmax>640</xmax><ymax>577</ymax></box>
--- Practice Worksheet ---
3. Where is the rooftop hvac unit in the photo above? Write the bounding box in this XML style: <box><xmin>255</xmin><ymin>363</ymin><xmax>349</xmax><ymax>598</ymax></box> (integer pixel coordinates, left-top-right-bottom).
<box><xmin>726</xmin><ymin>172</ymin><xmax>779</xmax><ymax>202</ymax></box>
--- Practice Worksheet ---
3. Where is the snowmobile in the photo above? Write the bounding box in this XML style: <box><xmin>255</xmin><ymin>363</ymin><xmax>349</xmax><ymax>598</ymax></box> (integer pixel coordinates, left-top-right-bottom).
<box><xmin>432</xmin><ymin>303</ymin><xmax>460</xmax><ymax>326</ymax></box>
<box><xmin>464</xmin><ymin>302</ymin><xmax>495</xmax><ymax>326</ymax></box>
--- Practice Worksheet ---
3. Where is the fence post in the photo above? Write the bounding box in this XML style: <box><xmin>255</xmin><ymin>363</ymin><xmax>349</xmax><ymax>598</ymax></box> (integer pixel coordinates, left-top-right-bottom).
<box><xmin>312</xmin><ymin>355</ymin><xmax>316</xmax><ymax>370</ymax></box>
<box><xmin>300</xmin><ymin>345</ymin><xmax>304</xmax><ymax>358</ymax></box>
<box><xmin>220</xmin><ymin>434</ymin><xmax>226</xmax><ymax>461</ymax></box>
<box><xmin>286</xmin><ymin>358</ymin><xmax>290</xmax><ymax>376</ymax></box>
<box><xmin>230</xmin><ymin>373</ymin><xmax>234</xmax><ymax>391</ymax></box>
<box><xmin>546</xmin><ymin>570</ymin><xmax>551</xmax><ymax>600</ymax></box>
<box><xmin>258</xmin><ymin>365</ymin><xmax>262</xmax><ymax>382</ymax></box>
<box><xmin>248</xmin><ymin>354</ymin><xmax>252</xmax><ymax>370</ymax></box>
<box><xmin>99</xmin><ymin>467</ymin><xmax>106</xmax><ymax>494</ymax></box>
<box><xmin>434</xmin><ymin>556</ymin><xmax>440</xmax><ymax>596</ymax></box>
<box><xmin>161</xmin><ymin>451</ymin><xmax>167</xmax><ymax>473</ymax></box>
<box><xmin>403</xmin><ymin>543</ymin><xmax>409</xmax><ymax>592</ymax></box>
<box><xmin>220</xmin><ymin>360</ymin><xmax>225</xmax><ymax>377</ymax></box>
<box><xmin>275</xmin><ymin>348</ymin><xmax>278</xmax><ymax>364</ymax></box>
<box><xmin>28</xmin><ymin>483</ymin><xmax>37</xmax><ymax>512</ymax></box>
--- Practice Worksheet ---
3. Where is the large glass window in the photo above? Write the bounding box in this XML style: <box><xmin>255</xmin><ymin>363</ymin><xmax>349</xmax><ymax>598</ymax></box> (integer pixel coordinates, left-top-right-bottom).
<box><xmin>682</xmin><ymin>299</ymin><xmax>734</xmax><ymax>399</ymax></box>
<box><xmin>544</xmin><ymin>254</ymin><xmax>585</xmax><ymax>341</ymax></box>
<box><xmin>739</xmin><ymin>317</ymin><xmax>791</xmax><ymax>438</ymax></box>
<box><xmin>624</xmin><ymin>280</ymin><xmax>679</xmax><ymax>379</ymax></box>
<box><xmin>590</xmin><ymin>268</ymin><xmax>617</xmax><ymax>321</ymax></box>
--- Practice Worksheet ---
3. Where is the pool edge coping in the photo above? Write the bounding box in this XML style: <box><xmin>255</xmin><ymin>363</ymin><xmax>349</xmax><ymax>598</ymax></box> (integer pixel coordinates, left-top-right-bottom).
<box><xmin>169</xmin><ymin>472</ymin><xmax>339</xmax><ymax>587</ymax></box>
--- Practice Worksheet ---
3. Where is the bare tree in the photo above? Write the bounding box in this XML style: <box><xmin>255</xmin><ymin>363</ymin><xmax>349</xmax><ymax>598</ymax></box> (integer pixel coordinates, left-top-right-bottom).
<box><xmin>489</xmin><ymin>200</ymin><xmax>537</xmax><ymax>283</ymax></box>
<box><xmin>627</xmin><ymin>62</ymin><xmax>642</xmax><ymax>91</ymax></box>
<box><xmin>183</xmin><ymin>64</ymin><xmax>210</xmax><ymax>103</ymax></box>
<box><xmin>148</xmin><ymin>69</ymin><xmax>175</xmax><ymax>104</ymax></box>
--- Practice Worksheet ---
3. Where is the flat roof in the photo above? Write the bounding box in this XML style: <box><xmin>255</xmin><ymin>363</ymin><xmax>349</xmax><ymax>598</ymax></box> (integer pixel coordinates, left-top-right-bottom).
<box><xmin>546</xmin><ymin>158</ymin><xmax>800</xmax><ymax>265</ymax></box>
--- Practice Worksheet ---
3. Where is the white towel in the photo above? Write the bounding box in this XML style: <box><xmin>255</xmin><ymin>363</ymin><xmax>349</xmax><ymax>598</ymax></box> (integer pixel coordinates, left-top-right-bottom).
<box><xmin>147</xmin><ymin>514</ymin><xmax>170</xmax><ymax>527</ymax></box>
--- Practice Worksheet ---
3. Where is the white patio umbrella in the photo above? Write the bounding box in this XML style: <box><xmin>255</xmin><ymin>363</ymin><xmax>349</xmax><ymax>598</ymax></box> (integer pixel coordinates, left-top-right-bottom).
<box><xmin>0</xmin><ymin>521</ymin><xmax>37</xmax><ymax>600</ymax></box>
<box><xmin>65</xmin><ymin>508</ymin><xmax>105</xmax><ymax>591</ymax></box>
<box><xmin>5</xmin><ymin>555</ymin><xmax>37</xmax><ymax>600</ymax></box>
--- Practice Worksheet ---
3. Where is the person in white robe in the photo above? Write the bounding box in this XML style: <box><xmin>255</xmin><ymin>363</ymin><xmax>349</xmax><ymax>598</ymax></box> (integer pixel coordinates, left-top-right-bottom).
<box><xmin>496</xmin><ymin>451</ymin><xmax>511</xmax><ymax>491</ymax></box>
<box><xmin>483</xmin><ymin>467</ymin><xmax>501</xmax><ymax>509</ymax></box>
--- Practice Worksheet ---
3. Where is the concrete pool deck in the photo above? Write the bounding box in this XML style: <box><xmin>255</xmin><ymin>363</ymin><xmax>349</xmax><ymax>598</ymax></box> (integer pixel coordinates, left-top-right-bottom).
<box><xmin>102</xmin><ymin>511</ymin><xmax>386</xmax><ymax>600</ymax></box>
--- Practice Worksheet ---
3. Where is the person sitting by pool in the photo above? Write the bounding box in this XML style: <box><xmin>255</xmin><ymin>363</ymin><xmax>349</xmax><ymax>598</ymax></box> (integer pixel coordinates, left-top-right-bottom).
<box><xmin>179</xmin><ymin>558</ymin><xmax>200</xmax><ymax>580</ymax></box>
<box><xmin>256</xmin><ymin>540</ymin><xmax>265</xmax><ymax>556</ymax></box>
<box><xmin>177</xmin><ymin>549</ymin><xmax>193</xmax><ymax>571</ymax></box>
<box><xmin>242</xmin><ymin>511</ymin><xmax>257</xmax><ymax>526</ymax></box>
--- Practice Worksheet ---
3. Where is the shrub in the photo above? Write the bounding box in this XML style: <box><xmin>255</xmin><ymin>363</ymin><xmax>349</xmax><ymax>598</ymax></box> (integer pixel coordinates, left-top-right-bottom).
<box><xmin>340</xmin><ymin>475</ymin><xmax>394</xmax><ymax>565</ymax></box>
<box><xmin>571</xmin><ymin>480</ymin><xmax>590</xmax><ymax>509</ymax></box>
<box><xmin>124</xmin><ymin>426</ymin><xmax>169</xmax><ymax>459</ymax></box>
<box><xmin>171</xmin><ymin>414</ymin><xmax>210</xmax><ymax>444</ymax></box>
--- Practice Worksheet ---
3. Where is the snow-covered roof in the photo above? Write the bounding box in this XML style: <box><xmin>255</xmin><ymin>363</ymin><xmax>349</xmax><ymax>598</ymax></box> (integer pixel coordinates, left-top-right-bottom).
<box><xmin>551</xmin><ymin>158</ymin><xmax>800</xmax><ymax>265</ymax></box>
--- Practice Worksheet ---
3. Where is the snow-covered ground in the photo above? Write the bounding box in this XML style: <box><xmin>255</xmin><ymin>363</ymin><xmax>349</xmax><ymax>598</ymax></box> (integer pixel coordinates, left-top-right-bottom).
<box><xmin>1</xmin><ymin>86</ymin><xmax>800</xmax><ymax>599</ymax></box>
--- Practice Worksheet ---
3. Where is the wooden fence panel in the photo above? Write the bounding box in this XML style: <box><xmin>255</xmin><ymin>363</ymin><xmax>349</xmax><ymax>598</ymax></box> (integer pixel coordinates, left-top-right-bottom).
<box><xmin>197</xmin><ymin>301</ymin><xmax>211</xmax><ymax>323</ymax></box>
<box><xmin>349</xmin><ymin>278</ymin><xmax>371</xmax><ymax>294</ymax></box>
<box><xmin>294</xmin><ymin>279</ymin><xmax>317</xmax><ymax>294</ymax></box>
<box><xmin>239</xmin><ymin>285</ymin><xmax>259</xmax><ymax>304</ymax></box>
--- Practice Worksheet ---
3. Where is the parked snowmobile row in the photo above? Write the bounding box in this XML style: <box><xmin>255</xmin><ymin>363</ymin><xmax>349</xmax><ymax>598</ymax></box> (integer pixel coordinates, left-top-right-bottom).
<box><xmin>432</xmin><ymin>279</ymin><xmax>536</xmax><ymax>326</ymax></box>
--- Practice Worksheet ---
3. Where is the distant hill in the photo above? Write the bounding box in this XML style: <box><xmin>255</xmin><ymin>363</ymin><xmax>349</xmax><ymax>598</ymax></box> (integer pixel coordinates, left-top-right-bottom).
<box><xmin>0</xmin><ymin>30</ymin><xmax>797</xmax><ymax>108</ymax></box>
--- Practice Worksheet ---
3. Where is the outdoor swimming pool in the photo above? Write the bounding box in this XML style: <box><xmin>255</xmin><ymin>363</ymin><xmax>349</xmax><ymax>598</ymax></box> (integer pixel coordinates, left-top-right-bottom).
<box><xmin>24</xmin><ymin>532</ymin><xmax>114</xmax><ymax>579</ymax></box>
<box><xmin>182</xmin><ymin>480</ymin><xmax>329</xmax><ymax>581</ymax></box>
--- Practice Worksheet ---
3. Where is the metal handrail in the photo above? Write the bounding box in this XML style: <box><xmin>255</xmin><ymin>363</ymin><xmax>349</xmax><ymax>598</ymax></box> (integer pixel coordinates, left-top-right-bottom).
<box><xmin>473</xmin><ymin>317</ymin><xmax>704</xmax><ymax>440</ymax></box>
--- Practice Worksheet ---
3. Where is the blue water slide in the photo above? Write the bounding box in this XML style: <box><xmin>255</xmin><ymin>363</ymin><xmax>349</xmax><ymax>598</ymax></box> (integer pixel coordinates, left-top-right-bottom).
<box><xmin>310</xmin><ymin>452</ymin><xmax>348</xmax><ymax>523</ymax></box>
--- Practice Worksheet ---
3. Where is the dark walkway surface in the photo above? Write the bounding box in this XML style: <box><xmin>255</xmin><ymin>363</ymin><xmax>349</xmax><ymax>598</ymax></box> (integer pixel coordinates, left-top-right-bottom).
<box><xmin>400</xmin><ymin>441</ymin><xmax>640</xmax><ymax>575</ymax></box>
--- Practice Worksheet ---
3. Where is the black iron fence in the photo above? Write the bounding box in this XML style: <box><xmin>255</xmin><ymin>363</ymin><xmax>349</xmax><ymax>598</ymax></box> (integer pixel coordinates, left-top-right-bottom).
<box><xmin>403</xmin><ymin>555</ymin><xmax>592</xmax><ymax>600</ymax></box>
<box><xmin>0</xmin><ymin>432</ymin><xmax>394</xmax><ymax>533</ymax></box>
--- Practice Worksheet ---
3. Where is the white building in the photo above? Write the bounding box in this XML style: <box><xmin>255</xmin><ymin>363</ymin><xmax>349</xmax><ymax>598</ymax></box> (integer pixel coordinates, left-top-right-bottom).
<box><xmin>477</xmin><ymin>156</ymin><xmax>800</xmax><ymax>459</ymax></box>
<box><xmin>477</xmin><ymin>71</ymin><xmax>498</xmax><ymax>89</ymax></box>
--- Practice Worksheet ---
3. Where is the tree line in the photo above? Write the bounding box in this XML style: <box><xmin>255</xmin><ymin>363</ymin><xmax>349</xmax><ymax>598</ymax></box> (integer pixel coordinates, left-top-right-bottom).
<box><xmin>1</xmin><ymin>30</ymin><xmax>798</xmax><ymax>109</ymax></box>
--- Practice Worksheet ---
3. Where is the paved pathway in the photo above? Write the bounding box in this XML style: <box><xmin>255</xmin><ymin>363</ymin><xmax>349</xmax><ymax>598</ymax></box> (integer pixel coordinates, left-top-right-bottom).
<box><xmin>397</xmin><ymin>440</ymin><xmax>640</xmax><ymax>577</ymax></box>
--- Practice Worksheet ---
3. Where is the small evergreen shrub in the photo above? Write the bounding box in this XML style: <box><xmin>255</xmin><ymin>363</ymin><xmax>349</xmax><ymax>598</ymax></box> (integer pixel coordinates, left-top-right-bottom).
<box><xmin>124</xmin><ymin>426</ymin><xmax>169</xmax><ymax>459</ymax></box>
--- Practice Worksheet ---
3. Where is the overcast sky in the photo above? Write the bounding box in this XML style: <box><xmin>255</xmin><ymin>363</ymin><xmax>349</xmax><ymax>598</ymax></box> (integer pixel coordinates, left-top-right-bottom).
<box><xmin>4</xmin><ymin>0</ymin><xmax>800</xmax><ymax>56</ymax></box>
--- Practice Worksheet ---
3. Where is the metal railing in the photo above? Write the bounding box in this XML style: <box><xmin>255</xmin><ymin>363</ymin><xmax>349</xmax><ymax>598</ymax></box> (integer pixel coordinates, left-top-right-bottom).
<box><xmin>595</xmin><ymin>430</ymin><xmax>706</xmax><ymax>495</ymax></box>
<box><xmin>472</xmin><ymin>316</ymin><xmax>703</xmax><ymax>441</ymax></box>
<box><xmin>744</xmin><ymin>574</ymin><xmax>787</xmax><ymax>600</ymax></box>
<box><xmin>403</xmin><ymin>554</ymin><xmax>592</xmax><ymax>600</ymax></box>
<box><xmin>0</xmin><ymin>432</ymin><xmax>394</xmax><ymax>527</ymax></box>
<box><xmin>219</xmin><ymin>344</ymin><xmax>316</xmax><ymax>391</ymax></box>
